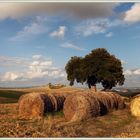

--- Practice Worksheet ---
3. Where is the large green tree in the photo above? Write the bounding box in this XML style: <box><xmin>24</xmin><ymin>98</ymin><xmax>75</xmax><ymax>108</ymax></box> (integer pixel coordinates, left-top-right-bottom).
<box><xmin>65</xmin><ymin>48</ymin><xmax>125</xmax><ymax>91</ymax></box>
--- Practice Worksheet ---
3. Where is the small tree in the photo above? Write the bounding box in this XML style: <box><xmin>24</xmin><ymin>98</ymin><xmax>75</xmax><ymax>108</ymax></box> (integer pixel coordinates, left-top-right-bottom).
<box><xmin>65</xmin><ymin>48</ymin><xmax>125</xmax><ymax>91</ymax></box>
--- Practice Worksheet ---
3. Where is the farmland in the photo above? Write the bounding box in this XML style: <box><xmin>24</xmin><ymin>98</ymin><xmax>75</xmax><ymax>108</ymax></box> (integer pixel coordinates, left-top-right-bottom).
<box><xmin>0</xmin><ymin>86</ymin><xmax>140</xmax><ymax>137</ymax></box>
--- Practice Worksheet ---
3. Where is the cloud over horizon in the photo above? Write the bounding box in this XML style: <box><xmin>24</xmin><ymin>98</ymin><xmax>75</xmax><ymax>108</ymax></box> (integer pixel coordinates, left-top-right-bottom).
<box><xmin>0</xmin><ymin>55</ymin><xmax>66</xmax><ymax>83</ymax></box>
<box><xmin>124</xmin><ymin>68</ymin><xmax>140</xmax><ymax>75</ymax></box>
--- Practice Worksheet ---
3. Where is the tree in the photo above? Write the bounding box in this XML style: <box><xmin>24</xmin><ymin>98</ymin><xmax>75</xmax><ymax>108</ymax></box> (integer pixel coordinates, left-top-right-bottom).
<box><xmin>65</xmin><ymin>48</ymin><xmax>125</xmax><ymax>91</ymax></box>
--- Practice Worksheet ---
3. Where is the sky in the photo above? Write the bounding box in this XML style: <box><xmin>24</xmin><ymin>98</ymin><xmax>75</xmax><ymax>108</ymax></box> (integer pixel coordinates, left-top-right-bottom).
<box><xmin>0</xmin><ymin>2</ymin><xmax>140</xmax><ymax>88</ymax></box>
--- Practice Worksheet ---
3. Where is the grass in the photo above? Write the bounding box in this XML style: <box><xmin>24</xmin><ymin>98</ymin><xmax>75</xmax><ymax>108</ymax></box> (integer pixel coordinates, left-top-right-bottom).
<box><xmin>45</xmin><ymin>110</ymin><xmax>64</xmax><ymax>118</ymax></box>
<box><xmin>0</xmin><ymin>90</ymin><xmax>26</xmax><ymax>99</ymax></box>
<box><xmin>0</xmin><ymin>90</ymin><xmax>28</xmax><ymax>104</ymax></box>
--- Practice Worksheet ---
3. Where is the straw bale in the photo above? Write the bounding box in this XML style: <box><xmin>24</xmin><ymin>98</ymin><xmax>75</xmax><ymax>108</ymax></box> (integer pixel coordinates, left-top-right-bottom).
<box><xmin>18</xmin><ymin>92</ymin><xmax>45</xmax><ymax>119</ymax></box>
<box><xmin>63</xmin><ymin>92</ymin><xmax>100</xmax><ymax>122</ymax></box>
<box><xmin>130</xmin><ymin>96</ymin><xmax>140</xmax><ymax>117</ymax></box>
<box><xmin>18</xmin><ymin>92</ymin><xmax>67</xmax><ymax>119</ymax></box>
<box><xmin>63</xmin><ymin>91</ymin><xmax>125</xmax><ymax>122</ymax></box>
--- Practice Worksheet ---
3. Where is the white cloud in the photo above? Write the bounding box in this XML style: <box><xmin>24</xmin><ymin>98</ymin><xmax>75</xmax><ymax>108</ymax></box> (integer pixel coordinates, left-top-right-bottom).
<box><xmin>121</xmin><ymin>60</ymin><xmax>127</xmax><ymax>65</ymax></box>
<box><xmin>124</xmin><ymin>70</ymin><xmax>133</xmax><ymax>75</ymax></box>
<box><xmin>124</xmin><ymin>69</ymin><xmax>140</xmax><ymax>75</ymax></box>
<box><xmin>32</xmin><ymin>55</ymin><xmax>42</xmax><ymax>60</ymax></box>
<box><xmin>61</xmin><ymin>42</ymin><xmax>86</xmax><ymax>51</ymax></box>
<box><xmin>2</xmin><ymin>72</ymin><xmax>20</xmax><ymax>81</ymax></box>
<box><xmin>76</xmin><ymin>19</ymin><xmax>107</xmax><ymax>37</ymax></box>
<box><xmin>124</xmin><ymin>3</ymin><xmax>140</xmax><ymax>23</ymax></box>
<box><xmin>1</xmin><ymin>55</ymin><xmax>66</xmax><ymax>82</ymax></box>
<box><xmin>76</xmin><ymin>19</ymin><xmax>123</xmax><ymax>37</ymax></box>
<box><xmin>133</xmin><ymin>69</ymin><xmax>140</xmax><ymax>75</ymax></box>
<box><xmin>50</xmin><ymin>26</ymin><xmax>66</xmax><ymax>39</ymax></box>
<box><xmin>9</xmin><ymin>16</ymin><xmax>48</xmax><ymax>41</ymax></box>
<box><xmin>123</xmin><ymin>74</ymin><xmax>140</xmax><ymax>87</ymax></box>
<box><xmin>0</xmin><ymin>56</ymin><xmax>29</xmax><ymax>67</ymax></box>
<box><xmin>0</xmin><ymin>3</ymin><xmax>118</xmax><ymax>20</ymax></box>
<box><xmin>26</xmin><ymin>57</ymin><xmax>64</xmax><ymax>79</ymax></box>
<box><xmin>105</xmin><ymin>32</ymin><xmax>113</xmax><ymax>37</ymax></box>
<box><xmin>28</xmin><ymin>58</ymin><xmax>53</xmax><ymax>79</ymax></box>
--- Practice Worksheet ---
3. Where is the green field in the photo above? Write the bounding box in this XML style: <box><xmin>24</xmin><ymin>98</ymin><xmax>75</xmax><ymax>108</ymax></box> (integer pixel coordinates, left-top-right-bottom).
<box><xmin>0</xmin><ymin>90</ymin><xmax>27</xmax><ymax>104</ymax></box>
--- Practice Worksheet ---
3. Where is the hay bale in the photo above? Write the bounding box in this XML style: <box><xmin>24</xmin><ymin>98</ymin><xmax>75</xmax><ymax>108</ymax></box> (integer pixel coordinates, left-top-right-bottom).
<box><xmin>112</xmin><ymin>92</ymin><xmax>126</xmax><ymax>109</ymax></box>
<box><xmin>18</xmin><ymin>92</ymin><xmax>67</xmax><ymax>119</ymax></box>
<box><xmin>103</xmin><ymin>93</ymin><xmax>116</xmax><ymax>109</ymax></box>
<box><xmin>108</xmin><ymin>92</ymin><xmax>119</xmax><ymax>109</ymax></box>
<box><xmin>54</xmin><ymin>94</ymin><xmax>66</xmax><ymax>111</ymax></box>
<box><xmin>95</xmin><ymin>92</ymin><xmax>125</xmax><ymax>111</ymax></box>
<box><xmin>102</xmin><ymin>92</ymin><xmax>118</xmax><ymax>109</ymax></box>
<box><xmin>63</xmin><ymin>92</ymin><xmax>100</xmax><ymax>122</ymax></box>
<box><xmin>92</xmin><ymin>92</ymin><xmax>115</xmax><ymax>115</ymax></box>
<box><xmin>130</xmin><ymin>95</ymin><xmax>140</xmax><ymax>117</ymax></box>
<box><xmin>96</xmin><ymin>93</ymin><xmax>111</xmax><ymax>115</ymax></box>
<box><xmin>63</xmin><ymin>91</ymin><xmax>125</xmax><ymax>122</ymax></box>
<box><xmin>18</xmin><ymin>92</ymin><xmax>45</xmax><ymax>119</ymax></box>
<box><xmin>40</xmin><ymin>93</ymin><xmax>57</xmax><ymax>112</ymax></box>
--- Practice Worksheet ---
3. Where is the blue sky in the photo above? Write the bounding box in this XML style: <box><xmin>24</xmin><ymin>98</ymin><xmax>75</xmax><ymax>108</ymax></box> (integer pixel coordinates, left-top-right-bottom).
<box><xmin>0</xmin><ymin>2</ymin><xmax>140</xmax><ymax>88</ymax></box>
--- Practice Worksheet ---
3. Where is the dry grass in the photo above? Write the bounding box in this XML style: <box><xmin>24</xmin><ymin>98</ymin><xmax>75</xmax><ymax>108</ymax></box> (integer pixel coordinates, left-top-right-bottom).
<box><xmin>1</xmin><ymin>102</ymin><xmax>140</xmax><ymax>137</ymax></box>
<box><xmin>0</xmin><ymin>87</ymin><xmax>140</xmax><ymax>137</ymax></box>
<box><xmin>0</xmin><ymin>86</ymin><xmax>83</xmax><ymax>93</ymax></box>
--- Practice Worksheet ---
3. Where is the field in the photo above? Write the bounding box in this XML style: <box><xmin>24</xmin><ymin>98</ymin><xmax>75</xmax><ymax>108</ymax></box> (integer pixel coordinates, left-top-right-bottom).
<box><xmin>0</xmin><ymin>86</ymin><xmax>140</xmax><ymax>138</ymax></box>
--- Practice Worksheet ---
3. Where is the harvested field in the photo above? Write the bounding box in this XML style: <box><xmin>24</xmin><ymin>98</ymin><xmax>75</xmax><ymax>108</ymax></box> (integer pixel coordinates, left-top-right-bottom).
<box><xmin>1</xmin><ymin>102</ymin><xmax>140</xmax><ymax>137</ymax></box>
<box><xmin>0</xmin><ymin>87</ymin><xmax>140</xmax><ymax>137</ymax></box>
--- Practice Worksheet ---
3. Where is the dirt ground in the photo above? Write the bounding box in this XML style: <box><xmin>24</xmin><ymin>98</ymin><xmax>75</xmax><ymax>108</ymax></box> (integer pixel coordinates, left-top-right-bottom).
<box><xmin>0</xmin><ymin>102</ymin><xmax>140</xmax><ymax>138</ymax></box>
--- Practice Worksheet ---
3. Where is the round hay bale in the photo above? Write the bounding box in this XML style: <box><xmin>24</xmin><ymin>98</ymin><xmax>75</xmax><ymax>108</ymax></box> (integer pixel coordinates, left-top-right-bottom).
<box><xmin>103</xmin><ymin>93</ymin><xmax>115</xmax><ymax>109</ymax></box>
<box><xmin>63</xmin><ymin>93</ymin><xmax>100</xmax><ymax>122</ymax></box>
<box><xmin>82</xmin><ymin>91</ymin><xmax>125</xmax><ymax>116</ymax></box>
<box><xmin>18</xmin><ymin>92</ymin><xmax>67</xmax><ymax>119</ymax></box>
<box><xmin>94</xmin><ymin>93</ymin><xmax>111</xmax><ymax>115</ymax></box>
<box><xmin>104</xmin><ymin>92</ymin><xmax>118</xmax><ymax>109</ymax></box>
<box><xmin>40</xmin><ymin>93</ymin><xmax>57</xmax><ymax>112</ymax></box>
<box><xmin>112</xmin><ymin>92</ymin><xmax>125</xmax><ymax>109</ymax></box>
<box><xmin>109</xmin><ymin>93</ymin><xmax>119</xmax><ymax>109</ymax></box>
<box><xmin>95</xmin><ymin>92</ymin><xmax>125</xmax><ymax>110</ymax></box>
<box><xmin>54</xmin><ymin>95</ymin><xmax>66</xmax><ymax>111</ymax></box>
<box><xmin>130</xmin><ymin>96</ymin><xmax>140</xmax><ymax>117</ymax></box>
<box><xmin>18</xmin><ymin>92</ymin><xmax>45</xmax><ymax>119</ymax></box>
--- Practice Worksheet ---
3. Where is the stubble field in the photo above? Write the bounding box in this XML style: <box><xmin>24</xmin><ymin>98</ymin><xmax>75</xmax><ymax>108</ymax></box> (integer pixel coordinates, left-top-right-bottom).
<box><xmin>0</xmin><ymin>86</ymin><xmax>140</xmax><ymax>138</ymax></box>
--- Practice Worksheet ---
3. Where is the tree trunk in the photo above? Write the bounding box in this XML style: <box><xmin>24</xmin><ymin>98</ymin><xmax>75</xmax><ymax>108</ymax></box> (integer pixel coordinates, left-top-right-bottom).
<box><xmin>92</xmin><ymin>85</ymin><xmax>97</xmax><ymax>92</ymax></box>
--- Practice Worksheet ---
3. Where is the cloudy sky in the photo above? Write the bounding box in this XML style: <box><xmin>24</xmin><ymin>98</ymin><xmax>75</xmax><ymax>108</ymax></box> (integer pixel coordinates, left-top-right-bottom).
<box><xmin>0</xmin><ymin>2</ymin><xmax>140</xmax><ymax>88</ymax></box>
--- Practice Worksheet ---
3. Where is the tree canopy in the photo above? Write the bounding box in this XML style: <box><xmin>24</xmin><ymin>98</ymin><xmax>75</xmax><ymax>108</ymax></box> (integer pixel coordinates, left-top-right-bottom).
<box><xmin>65</xmin><ymin>48</ymin><xmax>125</xmax><ymax>90</ymax></box>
